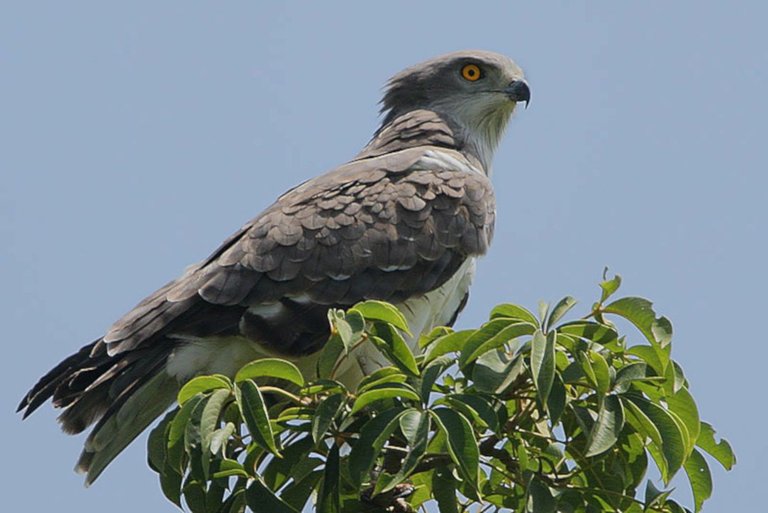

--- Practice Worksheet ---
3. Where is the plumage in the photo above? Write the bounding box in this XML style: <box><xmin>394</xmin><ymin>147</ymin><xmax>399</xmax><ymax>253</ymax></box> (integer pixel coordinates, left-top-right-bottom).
<box><xmin>18</xmin><ymin>49</ymin><xmax>529</xmax><ymax>485</ymax></box>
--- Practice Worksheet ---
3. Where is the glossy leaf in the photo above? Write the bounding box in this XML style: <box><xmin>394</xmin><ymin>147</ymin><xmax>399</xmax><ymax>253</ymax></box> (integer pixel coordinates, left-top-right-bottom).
<box><xmin>423</xmin><ymin>329</ymin><xmax>474</xmax><ymax>363</ymax></box>
<box><xmin>350</xmin><ymin>387</ymin><xmax>420</xmax><ymax>414</ymax></box>
<box><xmin>371</xmin><ymin>323</ymin><xmax>419</xmax><ymax>376</ymax></box>
<box><xmin>558</xmin><ymin>320</ymin><xmax>619</xmax><ymax>346</ymax></box>
<box><xmin>490</xmin><ymin>303</ymin><xmax>539</xmax><ymax>325</ymax></box>
<box><xmin>527</xmin><ymin>476</ymin><xmax>556</xmax><ymax>513</ymax></box>
<box><xmin>584</xmin><ymin>395</ymin><xmax>624</xmax><ymax>457</ymax></box>
<box><xmin>354</xmin><ymin>300</ymin><xmax>411</xmax><ymax>334</ymax></box>
<box><xmin>696</xmin><ymin>422</ymin><xmax>736</xmax><ymax>470</ymax></box>
<box><xmin>546</xmin><ymin>296</ymin><xmax>577</xmax><ymax>330</ymax></box>
<box><xmin>431</xmin><ymin>408</ymin><xmax>480</xmax><ymax>493</ymax></box>
<box><xmin>531</xmin><ymin>329</ymin><xmax>556</xmax><ymax>406</ymax></box>
<box><xmin>626</xmin><ymin>395</ymin><xmax>686</xmax><ymax>481</ymax></box>
<box><xmin>315</xmin><ymin>332</ymin><xmax>345</xmax><ymax>379</ymax></box>
<box><xmin>357</xmin><ymin>367</ymin><xmax>407</xmax><ymax>393</ymax></box>
<box><xmin>317</xmin><ymin>444</ymin><xmax>340</xmax><ymax>513</ymax></box>
<box><xmin>667</xmin><ymin>386</ymin><xmax>700</xmax><ymax>452</ymax></box>
<box><xmin>377</xmin><ymin>409</ymin><xmax>430</xmax><ymax>494</ymax></box>
<box><xmin>237</xmin><ymin>380</ymin><xmax>279</xmax><ymax>455</ymax></box>
<box><xmin>177</xmin><ymin>375</ymin><xmax>231</xmax><ymax>405</ymax></box>
<box><xmin>311</xmin><ymin>393</ymin><xmax>345</xmax><ymax>443</ymax></box>
<box><xmin>599</xmin><ymin>271</ymin><xmax>622</xmax><ymax>303</ymax></box>
<box><xmin>603</xmin><ymin>297</ymin><xmax>672</xmax><ymax>347</ymax></box>
<box><xmin>234</xmin><ymin>358</ymin><xmax>304</xmax><ymax>386</ymax></box>
<box><xmin>245</xmin><ymin>479</ymin><xmax>298</xmax><ymax>513</ymax></box>
<box><xmin>348</xmin><ymin>408</ymin><xmax>405</xmax><ymax>487</ymax></box>
<box><xmin>458</xmin><ymin>321</ymin><xmax>535</xmax><ymax>369</ymax></box>
<box><xmin>684</xmin><ymin>448</ymin><xmax>712</xmax><ymax>512</ymax></box>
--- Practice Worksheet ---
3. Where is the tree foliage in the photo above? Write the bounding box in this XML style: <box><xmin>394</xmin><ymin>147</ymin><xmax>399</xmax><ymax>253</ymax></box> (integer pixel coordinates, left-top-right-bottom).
<box><xmin>148</xmin><ymin>274</ymin><xmax>734</xmax><ymax>512</ymax></box>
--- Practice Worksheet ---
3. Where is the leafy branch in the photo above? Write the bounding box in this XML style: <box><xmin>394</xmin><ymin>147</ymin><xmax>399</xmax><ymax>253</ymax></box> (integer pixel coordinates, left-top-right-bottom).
<box><xmin>148</xmin><ymin>275</ymin><xmax>734</xmax><ymax>513</ymax></box>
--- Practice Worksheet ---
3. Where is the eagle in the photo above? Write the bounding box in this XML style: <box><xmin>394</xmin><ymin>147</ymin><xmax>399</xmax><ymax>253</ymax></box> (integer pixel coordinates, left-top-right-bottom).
<box><xmin>18</xmin><ymin>50</ymin><xmax>530</xmax><ymax>484</ymax></box>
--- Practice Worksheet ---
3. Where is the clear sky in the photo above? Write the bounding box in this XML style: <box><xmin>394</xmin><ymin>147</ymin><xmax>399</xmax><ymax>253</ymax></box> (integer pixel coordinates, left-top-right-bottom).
<box><xmin>2</xmin><ymin>2</ymin><xmax>764</xmax><ymax>511</ymax></box>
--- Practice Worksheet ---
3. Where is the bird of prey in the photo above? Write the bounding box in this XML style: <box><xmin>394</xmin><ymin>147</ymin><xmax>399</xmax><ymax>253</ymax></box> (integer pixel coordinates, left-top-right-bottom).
<box><xmin>18</xmin><ymin>50</ymin><xmax>530</xmax><ymax>484</ymax></box>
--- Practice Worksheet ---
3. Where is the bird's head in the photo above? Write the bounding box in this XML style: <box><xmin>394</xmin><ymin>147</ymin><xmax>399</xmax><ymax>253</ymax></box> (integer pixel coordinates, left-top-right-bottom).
<box><xmin>380</xmin><ymin>50</ymin><xmax>529</xmax><ymax>170</ymax></box>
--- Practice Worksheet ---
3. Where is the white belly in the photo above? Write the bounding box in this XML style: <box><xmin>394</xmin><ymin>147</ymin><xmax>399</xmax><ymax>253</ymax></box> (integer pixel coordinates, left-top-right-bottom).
<box><xmin>345</xmin><ymin>257</ymin><xmax>476</xmax><ymax>380</ymax></box>
<box><xmin>166</xmin><ymin>258</ymin><xmax>476</xmax><ymax>387</ymax></box>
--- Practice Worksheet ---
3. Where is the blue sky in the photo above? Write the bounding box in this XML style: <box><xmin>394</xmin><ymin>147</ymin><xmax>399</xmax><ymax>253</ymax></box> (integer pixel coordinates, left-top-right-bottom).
<box><xmin>2</xmin><ymin>2</ymin><xmax>764</xmax><ymax>511</ymax></box>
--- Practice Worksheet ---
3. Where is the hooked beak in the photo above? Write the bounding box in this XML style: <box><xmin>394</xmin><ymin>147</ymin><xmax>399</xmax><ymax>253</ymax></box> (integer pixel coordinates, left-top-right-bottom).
<box><xmin>505</xmin><ymin>80</ymin><xmax>531</xmax><ymax>108</ymax></box>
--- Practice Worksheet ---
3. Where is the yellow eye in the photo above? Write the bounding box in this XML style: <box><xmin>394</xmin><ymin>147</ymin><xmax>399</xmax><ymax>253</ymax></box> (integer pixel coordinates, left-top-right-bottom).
<box><xmin>461</xmin><ymin>63</ymin><xmax>482</xmax><ymax>81</ymax></box>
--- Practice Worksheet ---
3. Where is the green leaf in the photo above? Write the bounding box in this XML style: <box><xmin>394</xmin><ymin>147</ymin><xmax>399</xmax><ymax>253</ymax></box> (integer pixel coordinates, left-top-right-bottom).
<box><xmin>147</xmin><ymin>410</ymin><xmax>174</xmax><ymax>473</ymax></box>
<box><xmin>377</xmin><ymin>409</ymin><xmax>430</xmax><ymax>494</ymax></box>
<box><xmin>589</xmin><ymin>351</ymin><xmax>612</xmax><ymax>395</ymax></box>
<box><xmin>209</xmin><ymin>422</ymin><xmax>236</xmax><ymax>456</ymax></box>
<box><xmin>599</xmin><ymin>270</ymin><xmax>622</xmax><ymax>303</ymax></box>
<box><xmin>546</xmin><ymin>296</ymin><xmax>577</xmax><ymax>330</ymax></box>
<box><xmin>625</xmin><ymin>395</ymin><xmax>686</xmax><ymax>481</ymax></box>
<box><xmin>441</xmin><ymin>393</ymin><xmax>498</xmax><ymax>431</ymax></box>
<box><xmin>371</xmin><ymin>322</ymin><xmax>419</xmax><ymax>376</ymax></box>
<box><xmin>584</xmin><ymin>395</ymin><xmax>624</xmax><ymax>457</ymax></box>
<box><xmin>458</xmin><ymin>321</ymin><xmax>536</xmax><ymax>369</ymax></box>
<box><xmin>537</xmin><ymin>300</ymin><xmax>550</xmax><ymax>325</ymax></box>
<box><xmin>614</xmin><ymin>362</ymin><xmax>648</xmax><ymax>393</ymax></box>
<box><xmin>644</xmin><ymin>480</ymin><xmax>671</xmax><ymax>509</ymax></box>
<box><xmin>531</xmin><ymin>329</ymin><xmax>556</xmax><ymax>406</ymax></box>
<box><xmin>628</xmin><ymin>344</ymin><xmax>669</xmax><ymax>375</ymax></box>
<box><xmin>423</xmin><ymin>329</ymin><xmax>474</xmax><ymax>363</ymax></box>
<box><xmin>311</xmin><ymin>393</ymin><xmax>345</xmax><ymax>443</ymax></box>
<box><xmin>472</xmin><ymin>350</ymin><xmax>524</xmax><ymax>394</ymax></box>
<box><xmin>302</xmin><ymin>379</ymin><xmax>345</xmax><ymax>397</ymax></box>
<box><xmin>316</xmin><ymin>332</ymin><xmax>345</xmax><ymax>379</ymax></box>
<box><xmin>354</xmin><ymin>300</ymin><xmax>411</xmax><ymax>334</ymax></box>
<box><xmin>234</xmin><ymin>358</ymin><xmax>304</xmax><ymax>386</ymax></box>
<box><xmin>279</xmin><ymin>470</ymin><xmax>322</xmax><ymax>511</ymax></box>
<box><xmin>237</xmin><ymin>380</ymin><xmax>280</xmax><ymax>455</ymax></box>
<box><xmin>526</xmin><ymin>476</ymin><xmax>556</xmax><ymax>513</ymax></box>
<box><xmin>431</xmin><ymin>408</ymin><xmax>480</xmax><ymax>494</ymax></box>
<box><xmin>211</xmin><ymin>458</ymin><xmax>249</xmax><ymax>479</ymax></box>
<box><xmin>546</xmin><ymin>373</ymin><xmax>567</xmax><ymax>424</ymax></box>
<box><xmin>420</xmin><ymin>357</ymin><xmax>449</xmax><ymax>400</ymax></box>
<box><xmin>348</xmin><ymin>408</ymin><xmax>406</xmax><ymax>487</ymax></box>
<box><xmin>432</xmin><ymin>465</ymin><xmax>459</xmax><ymax>513</ymax></box>
<box><xmin>317</xmin><ymin>444</ymin><xmax>340</xmax><ymax>513</ymax></box>
<box><xmin>245</xmin><ymin>479</ymin><xmax>299</xmax><ymax>513</ymax></box>
<box><xmin>558</xmin><ymin>320</ymin><xmax>619</xmax><ymax>346</ymax></box>
<box><xmin>684</xmin><ymin>448</ymin><xmax>712</xmax><ymax>512</ymax></box>
<box><xmin>167</xmin><ymin>395</ymin><xmax>204</xmax><ymax>473</ymax></box>
<box><xmin>603</xmin><ymin>297</ymin><xmax>672</xmax><ymax>347</ymax></box>
<box><xmin>331</xmin><ymin>308</ymin><xmax>366</xmax><ymax>351</ymax></box>
<box><xmin>159</xmin><ymin>467</ymin><xmax>183</xmax><ymax>508</ymax></box>
<box><xmin>262</xmin><ymin>436</ymin><xmax>318</xmax><ymax>490</ymax></box>
<box><xmin>419</xmin><ymin>325</ymin><xmax>454</xmax><ymax>349</ymax></box>
<box><xmin>696</xmin><ymin>422</ymin><xmax>736</xmax><ymax>470</ymax></box>
<box><xmin>182</xmin><ymin>478</ymin><xmax>207</xmax><ymax>513</ymax></box>
<box><xmin>177</xmin><ymin>375</ymin><xmax>231</xmax><ymax>405</ymax></box>
<box><xmin>490</xmin><ymin>303</ymin><xmax>539</xmax><ymax>326</ymax></box>
<box><xmin>221</xmin><ymin>485</ymin><xmax>246</xmax><ymax>513</ymax></box>
<box><xmin>350</xmin><ymin>387</ymin><xmax>420</xmax><ymax>414</ymax></box>
<box><xmin>623</xmin><ymin>397</ymin><xmax>667</xmax><ymax>480</ymax></box>
<box><xmin>357</xmin><ymin>367</ymin><xmax>408</xmax><ymax>393</ymax></box>
<box><xmin>666</xmin><ymin>387</ymin><xmax>700</xmax><ymax>452</ymax></box>
<box><xmin>198</xmin><ymin>389</ymin><xmax>231</xmax><ymax>476</ymax></box>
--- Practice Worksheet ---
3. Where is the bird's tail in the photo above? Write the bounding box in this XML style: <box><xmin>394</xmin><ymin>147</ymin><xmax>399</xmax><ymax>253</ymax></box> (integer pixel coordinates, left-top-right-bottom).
<box><xmin>76</xmin><ymin>370</ymin><xmax>178</xmax><ymax>484</ymax></box>
<box><xmin>17</xmin><ymin>338</ymin><xmax>179</xmax><ymax>485</ymax></box>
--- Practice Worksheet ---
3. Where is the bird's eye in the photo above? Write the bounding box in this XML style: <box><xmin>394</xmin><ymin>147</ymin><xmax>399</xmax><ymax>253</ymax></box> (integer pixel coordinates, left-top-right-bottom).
<box><xmin>460</xmin><ymin>63</ymin><xmax>482</xmax><ymax>81</ymax></box>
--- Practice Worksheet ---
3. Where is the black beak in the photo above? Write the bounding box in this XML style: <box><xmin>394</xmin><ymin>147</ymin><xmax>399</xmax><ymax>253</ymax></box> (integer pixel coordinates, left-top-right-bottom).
<box><xmin>505</xmin><ymin>80</ymin><xmax>530</xmax><ymax>108</ymax></box>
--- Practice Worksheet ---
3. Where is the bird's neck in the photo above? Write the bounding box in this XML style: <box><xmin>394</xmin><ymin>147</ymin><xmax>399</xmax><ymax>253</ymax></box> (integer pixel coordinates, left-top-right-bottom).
<box><xmin>355</xmin><ymin>109</ymin><xmax>480</xmax><ymax>172</ymax></box>
<box><xmin>358</xmin><ymin>110</ymin><xmax>492</xmax><ymax>173</ymax></box>
<box><xmin>359</xmin><ymin>110</ymin><xmax>458</xmax><ymax>158</ymax></box>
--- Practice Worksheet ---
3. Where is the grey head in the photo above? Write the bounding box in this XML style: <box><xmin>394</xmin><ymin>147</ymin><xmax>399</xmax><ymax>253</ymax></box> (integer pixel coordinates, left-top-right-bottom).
<box><xmin>379</xmin><ymin>50</ymin><xmax>529</xmax><ymax>171</ymax></box>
